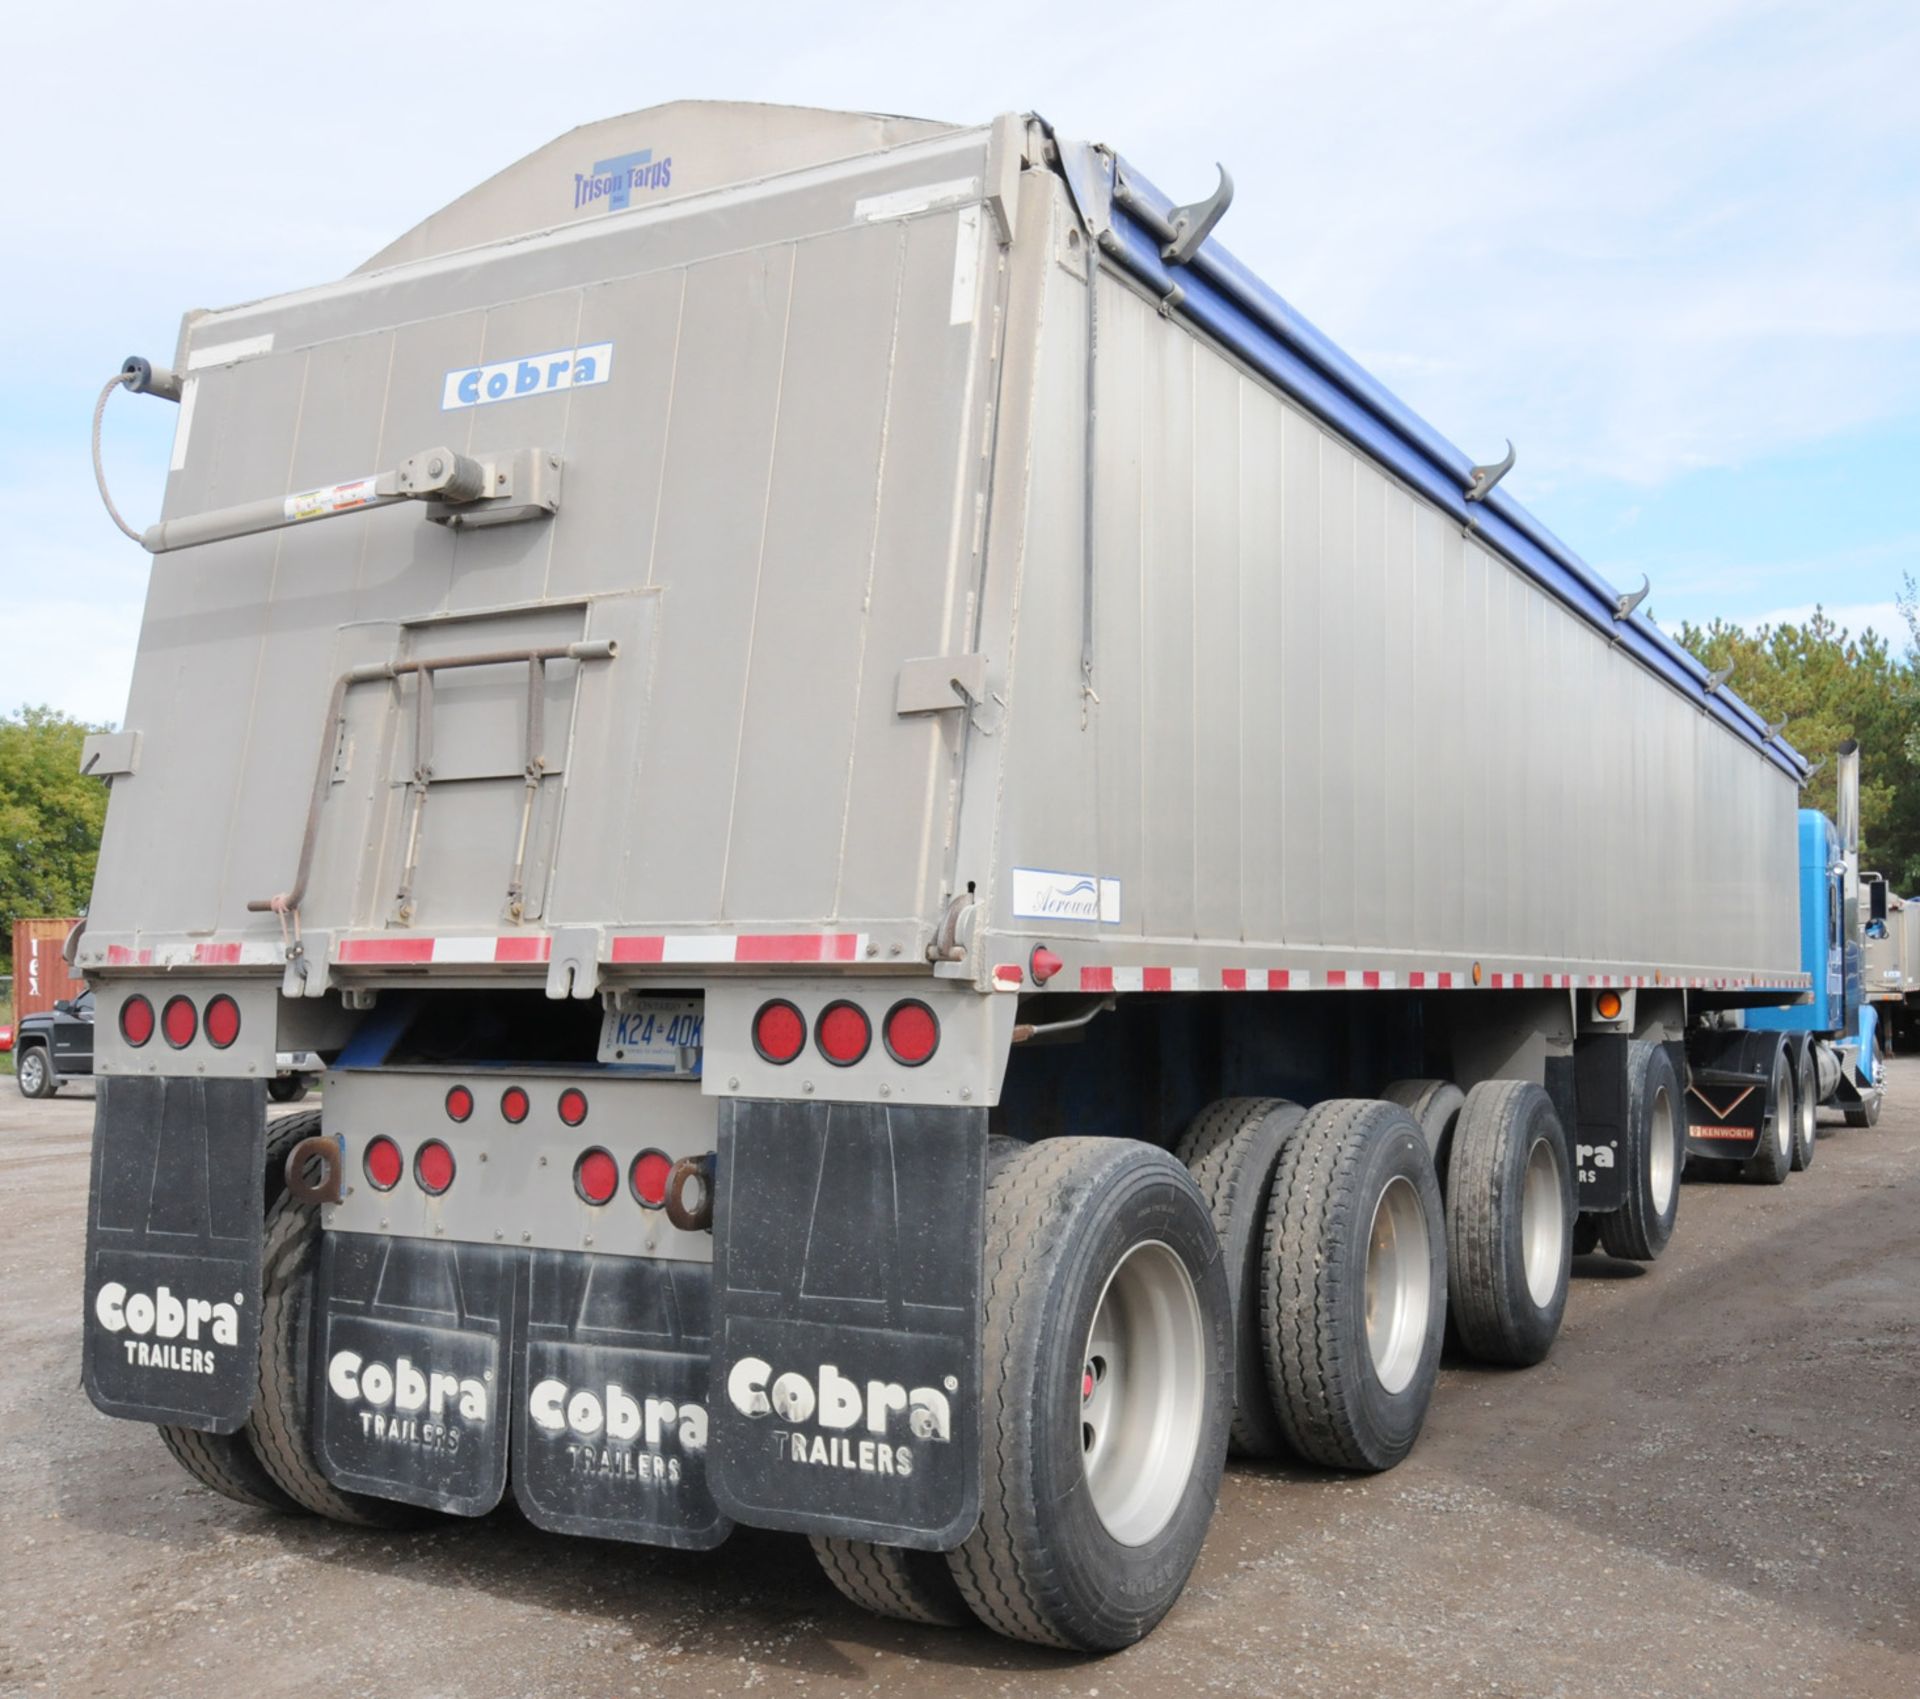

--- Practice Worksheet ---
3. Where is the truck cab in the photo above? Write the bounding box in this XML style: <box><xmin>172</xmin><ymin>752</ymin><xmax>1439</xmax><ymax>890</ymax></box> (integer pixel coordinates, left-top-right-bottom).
<box><xmin>1747</xmin><ymin>806</ymin><xmax>1881</xmax><ymax>1124</ymax></box>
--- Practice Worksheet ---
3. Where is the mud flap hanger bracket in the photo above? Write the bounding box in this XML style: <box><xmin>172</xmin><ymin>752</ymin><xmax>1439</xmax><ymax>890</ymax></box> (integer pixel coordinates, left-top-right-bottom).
<box><xmin>139</xmin><ymin>444</ymin><xmax>562</xmax><ymax>554</ymax></box>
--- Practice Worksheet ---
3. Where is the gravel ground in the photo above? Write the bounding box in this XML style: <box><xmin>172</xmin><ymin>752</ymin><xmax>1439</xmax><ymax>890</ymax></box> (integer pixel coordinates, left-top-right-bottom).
<box><xmin>1</xmin><ymin>1066</ymin><xmax>1915</xmax><ymax>1698</ymax></box>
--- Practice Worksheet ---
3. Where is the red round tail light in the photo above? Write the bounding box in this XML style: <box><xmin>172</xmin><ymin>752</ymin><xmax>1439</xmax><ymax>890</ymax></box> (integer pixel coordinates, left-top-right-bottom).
<box><xmin>630</xmin><ymin>1149</ymin><xmax>673</xmax><ymax>1208</ymax></box>
<box><xmin>574</xmin><ymin>1148</ymin><xmax>619</xmax><ymax>1205</ymax></box>
<box><xmin>120</xmin><ymin>996</ymin><xmax>155</xmax><ymax>1048</ymax></box>
<box><xmin>558</xmin><ymin>1087</ymin><xmax>589</xmax><ymax>1127</ymax></box>
<box><xmin>363</xmin><ymin>1136</ymin><xmax>403</xmax><ymax>1191</ymax></box>
<box><xmin>500</xmin><ymin>1086</ymin><xmax>530</xmax><ymax>1124</ymax></box>
<box><xmin>815</xmin><ymin>1001</ymin><xmax>871</xmax><ymax>1067</ymax></box>
<box><xmin>752</xmin><ymin>1000</ymin><xmax>806</xmax><ymax>1065</ymax></box>
<box><xmin>204</xmin><ymin>994</ymin><xmax>241</xmax><ymax>1049</ymax></box>
<box><xmin>161</xmin><ymin>996</ymin><xmax>198</xmax><ymax>1049</ymax></box>
<box><xmin>445</xmin><ymin>1084</ymin><xmax>474</xmax><ymax>1123</ymax></box>
<box><xmin>414</xmin><ymin>1139</ymin><xmax>455</xmax><ymax>1194</ymax></box>
<box><xmin>882</xmin><ymin>1000</ymin><xmax>939</xmax><ymax>1067</ymax></box>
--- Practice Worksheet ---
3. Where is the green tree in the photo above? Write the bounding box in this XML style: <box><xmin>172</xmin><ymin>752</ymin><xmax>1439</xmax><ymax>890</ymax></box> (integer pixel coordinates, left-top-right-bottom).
<box><xmin>0</xmin><ymin>706</ymin><xmax>110</xmax><ymax>969</ymax></box>
<box><xmin>1676</xmin><ymin>610</ymin><xmax>1920</xmax><ymax>884</ymax></box>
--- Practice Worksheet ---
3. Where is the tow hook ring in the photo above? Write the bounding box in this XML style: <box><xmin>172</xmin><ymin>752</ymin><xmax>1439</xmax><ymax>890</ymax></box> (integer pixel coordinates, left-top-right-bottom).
<box><xmin>284</xmin><ymin>1135</ymin><xmax>344</xmax><ymax>1207</ymax></box>
<box><xmin>665</xmin><ymin>1153</ymin><xmax>716</xmax><ymax>1233</ymax></box>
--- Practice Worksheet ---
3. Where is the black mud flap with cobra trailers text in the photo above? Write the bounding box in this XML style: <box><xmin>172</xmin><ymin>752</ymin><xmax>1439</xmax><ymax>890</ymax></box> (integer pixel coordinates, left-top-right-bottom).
<box><xmin>83</xmin><ymin>1077</ymin><xmax>268</xmax><ymax>1433</ymax></box>
<box><xmin>705</xmin><ymin>1100</ymin><xmax>987</xmax><ymax>1552</ymax></box>
<box><xmin>311</xmin><ymin>1231</ymin><xmax>515</xmax><ymax>1516</ymax></box>
<box><xmin>511</xmin><ymin>1250</ymin><xmax>731</xmax><ymax>1549</ymax></box>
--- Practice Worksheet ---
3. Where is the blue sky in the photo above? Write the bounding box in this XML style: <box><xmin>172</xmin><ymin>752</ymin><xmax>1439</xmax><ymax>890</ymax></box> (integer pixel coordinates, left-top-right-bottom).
<box><xmin>3</xmin><ymin>0</ymin><xmax>1916</xmax><ymax>723</ymax></box>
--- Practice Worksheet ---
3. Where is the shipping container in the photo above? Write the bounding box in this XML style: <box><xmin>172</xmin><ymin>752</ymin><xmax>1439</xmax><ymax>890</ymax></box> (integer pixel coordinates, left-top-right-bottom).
<box><xmin>10</xmin><ymin>919</ymin><xmax>85</xmax><ymax>1019</ymax></box>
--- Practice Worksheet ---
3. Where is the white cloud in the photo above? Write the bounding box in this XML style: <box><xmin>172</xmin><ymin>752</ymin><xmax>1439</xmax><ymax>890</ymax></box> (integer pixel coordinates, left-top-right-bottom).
<box><xmin>1748</xmin><ymin>601</ymin><xmax>1907</xmax><ymax>647</ymax></box>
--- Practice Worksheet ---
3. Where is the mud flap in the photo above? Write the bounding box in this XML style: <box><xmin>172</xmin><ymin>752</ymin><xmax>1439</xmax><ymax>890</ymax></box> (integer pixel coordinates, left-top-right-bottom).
<box><xmin>706</xmin><ymin>1100</ymin><xmax>987</xmax><ymax>1551</ymax></box>
<box><xmin>1546</xmin><ymin>1035</ymin><xmax>1629</xmax><ymax>1212</ymax></box>
<box><xmin>83</xmin><ymin>1077</ymin><xmax>267</xmax><ymax>1433</ymax></box>
<box><xmin>311</xmin><ymin>1231</ymin><xmax>514</xmax><ymax>1516</ymax></box>
<box><xmin>1684</xmin><ymin>1029</ymin><xmax>1773</xmax><ymax>1161</ymax></box>
<box><xmin>512</xmin><ymin>1252</ymin><xmax>731</xmax><ymax>1549</ymax></box>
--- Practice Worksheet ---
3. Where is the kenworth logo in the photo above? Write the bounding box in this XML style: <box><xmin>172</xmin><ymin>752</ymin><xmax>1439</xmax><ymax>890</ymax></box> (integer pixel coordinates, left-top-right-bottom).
<box><xmin>441</xmin><ymin>342</ymin><xmax>613</xmax><ymax>411</ymax></box>
<box><xmin>574</xmin><ymin>148</ymin><xmax>673</xmax><ymax>212</ymax></box>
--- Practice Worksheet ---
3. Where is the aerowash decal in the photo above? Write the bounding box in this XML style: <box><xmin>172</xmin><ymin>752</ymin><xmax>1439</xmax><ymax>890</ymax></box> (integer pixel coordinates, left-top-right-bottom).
<box><xmin>726</xmin><ymin>1358</ymin><xmax>954</xmax><ymax>1477</ymax></box>
<box><xmin>527</xmin><ymin>1376</ymin><xmax>707</xmax><ymax>1487</ymax></box>
<box><xmin>94</xmin><ymin>1282</ymin><xmax>240</xmax><ymax>1375</ymax></box>
<box><xmin>1011</xmin><ymin>867</ymin><xmax>1122</xmax><ymax>925</ymax></box>
<box><xmin>441</xmin><ymin>342</ymin><xmax>613</xmax><ymax>411</ymax></box>
<box><xmin>328</xmin><ymin>1350</ymin><xmax>488</xmax><ymax>1455</ymax></box>
<box><xmin>573</xmin><ymin>148</ymin><xmax>672</xmax><ymax>211</ymax></box>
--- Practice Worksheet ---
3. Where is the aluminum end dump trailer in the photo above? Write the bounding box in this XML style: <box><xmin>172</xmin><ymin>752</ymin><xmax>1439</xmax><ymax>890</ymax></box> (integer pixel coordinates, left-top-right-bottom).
<box><xmin>81</xmin><ymin>101</ymin><xmax>1842</xmax><ymax>1651</ymax></box>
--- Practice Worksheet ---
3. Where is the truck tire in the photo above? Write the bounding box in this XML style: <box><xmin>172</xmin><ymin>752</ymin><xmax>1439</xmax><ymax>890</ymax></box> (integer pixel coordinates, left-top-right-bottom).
<box><xmin>1172</xmin><ymin>1096</ymin><xmax>1304</xmax><ymax>1457</ymax></box>
<box><xmin>154</xmin><ymin>1111</ymin><xmax>324</xmax><ymax>1514</ymax></box>
<box><xmin>246</xmin><ymin>1139</ymin><xmax>429</xmax><ymax>1527</ymax></box>
<box><xmin>810</xmin><ymin>1537</ymin><xmax>975</xmax><ymax>1628</ymax></box>
<box><xmin>15</xmin><ymin>1045</ymin><xmax>55</xmax><ymax>1099</ymax></box>
<box><xmin>1844</xmin><ymin>1093</ymin><xmax>1882</xmax><ymax>1129</ymax></box>
<box><xmin>1446</xmin><ymin>1081</ymin><xmax>1573</xmax><ymax>1366</ymax></box>
<box><xmin>1598</xmin><ymin>1041</ymin><xmax>1684</xmax><ymax>1262</ymax></box>
<box><xmin>1571</xmin><ymin>1213</ymin><xmax>1601</xmax><ymax>1256</ymax></box>
<box><xmin>1740</xmin><ymin>1042</ymin><xmax>1794</xmax><ymax>1184</ymax></box>
<box><xmin>1789</xmin><ymin>1041</ymin><xmax>1818</xmax><ymax>1171</ymax></box>
<box><xmin>1378</xmin><ymin>1079</ymin><xmax>1466</xmax><ymax>1179</ymax></box>
<box><xmin>1259</xmin><ymin>1100</ymin><xmax>1446</xmax><ymax>1472</ymax></box>
<box><xmin>946</xmin><ymin>1137</ymin><xmax>1232</xmax><ymax>1652</ymax></box>
<box><xmin>267</xmin><ymin>1075</ymin><xmax>311</xmax><ymax>1104</ymax></box>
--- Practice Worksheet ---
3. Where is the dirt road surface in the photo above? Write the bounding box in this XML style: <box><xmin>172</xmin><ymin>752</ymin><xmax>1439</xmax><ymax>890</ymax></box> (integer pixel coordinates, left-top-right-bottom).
<box><xmin>2</xmin><ymin>1067</ymin><xmax>1915</xmax><ymax>1698</ymax></box>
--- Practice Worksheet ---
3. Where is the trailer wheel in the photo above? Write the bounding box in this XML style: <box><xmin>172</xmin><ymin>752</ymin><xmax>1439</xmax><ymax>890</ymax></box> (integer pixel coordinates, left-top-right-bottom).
<box><xmin>154</xmin><ymin>1111</ymin><xmax>325</xmax><ymax>1514</ymax></box>
<box><xmin>1172</xmin><ymin>1096</ymin><xmax>1304</xmax><ymax>1456</ymax></box>
<box><xmin>1378</xmin><ymin>1079</ymin><xmax>1466</xmax><ymax>1178</ymax></box>
<box><xmin>1447</xmin><ymin>1082</ymin><xmax>1573</xmax><ymax>1366</ymax></box>
<box><xmin>245</xmin><ymin>1136</ymin><xmax>430</xmax><ymax>1527</ymax></box>
<box><xmin>1598</xmin><ymin>1041</ymin><xmax>1684</xmax><ymax>1262</ymax></box>
<box><xmin>267</xmin><ymin>1075</ymin><xmax>310</xmax><ymax>1104</ymax></box>
<box><xmin>1259</xmin><ymin>1100</ymin><xmax>1446</xmax><ymax>1472</ymax></box>
<box><xmin>1740</xmin><ymin>1043</ymin><xmax>1794</xmax><ymax>1184</ymax></box>
<box><xmin>810</xmin><ymin>1538</ymin><xmax>975</xmax><ymax>1628</ymax></box>
<box><xmin>1790</xmin><ymin>1041</ymin><xmax>1818</xmax><ymax>1171</ymax></box>
<box><xmin>946</xmin><ymin>1137</ymin><xmax>1231</xmax><ymax>1652</ymax></box>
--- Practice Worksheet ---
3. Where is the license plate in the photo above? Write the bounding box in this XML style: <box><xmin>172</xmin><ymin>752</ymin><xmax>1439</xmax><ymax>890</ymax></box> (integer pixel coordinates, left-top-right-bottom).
<box><xmin>597</xmin><ymin>997</ymin><xmax>704</xmax><ymax>1073</ymax></box>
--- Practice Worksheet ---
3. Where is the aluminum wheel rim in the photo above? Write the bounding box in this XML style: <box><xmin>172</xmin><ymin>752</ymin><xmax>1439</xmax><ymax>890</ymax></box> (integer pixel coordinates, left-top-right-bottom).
<box><xmin>19</xmin><ymin>1052</ymin><xmax>45</xmax><ymax>1093</ymax></box>
<box><xmin>1079</xmin><ymin>1240</ymin><xmax>1204</xmax><ymax>1547</ymax></box>
<box><xmin>1365</xmin><ymin>1176</ymin><xmax>1432</xmax><ymax>1395</ymax></box>
<box><xmin>1796</xmin><ymin>1068</ymin><xmax>1814</xmax><ymax>1155</ymax></box>
<box><xmin>1649</xmin><ymin>1084</ymin><xmax>1677</xmax><ymax>1214</ymax></box>
<box><xmin>1769</xmin><ymin>1053</ymin><xmax>1791</xmax><ymax>1157</ymax></box>
<box><xmin>1521</xmin><ymin>1136</ymin><xmax>1565</xmax><ymax>1309</ymax></box>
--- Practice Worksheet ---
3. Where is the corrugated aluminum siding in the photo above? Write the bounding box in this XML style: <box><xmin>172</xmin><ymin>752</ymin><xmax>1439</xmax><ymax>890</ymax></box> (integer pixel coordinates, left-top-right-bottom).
<box><xmin>986</xmin><ymin>258</ymin><xmax>1800</xmax><ymax>980</ymax></box>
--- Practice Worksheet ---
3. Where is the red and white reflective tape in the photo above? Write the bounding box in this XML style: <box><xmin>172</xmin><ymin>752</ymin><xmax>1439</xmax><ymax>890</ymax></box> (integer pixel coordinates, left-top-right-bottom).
<box><xmin>608</xmin><ymin>932</ymin><xmax>867</xmax><ymax>965</ymax></box>
<box><xmin>1068</xmin><ymin>963</ymin><xmax>1813</xmax><ymax>994</ymax></box>
<box><xmin>103</xmin><ymin>940</ymin><xmax>285</xmax><ymax>968</ymax></box>
<box><xmin>336</xmin><ymin>935</ymin><xmax>553</xmax><ymax>966</ymax></box>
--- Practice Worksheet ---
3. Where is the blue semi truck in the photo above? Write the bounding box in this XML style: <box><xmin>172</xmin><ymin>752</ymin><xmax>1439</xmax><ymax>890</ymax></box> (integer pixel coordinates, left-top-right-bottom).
<box><xmin>1686</xmin><ymin>739</ymin><xmax>1884</xmax><ymax>1181</ymax></box>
